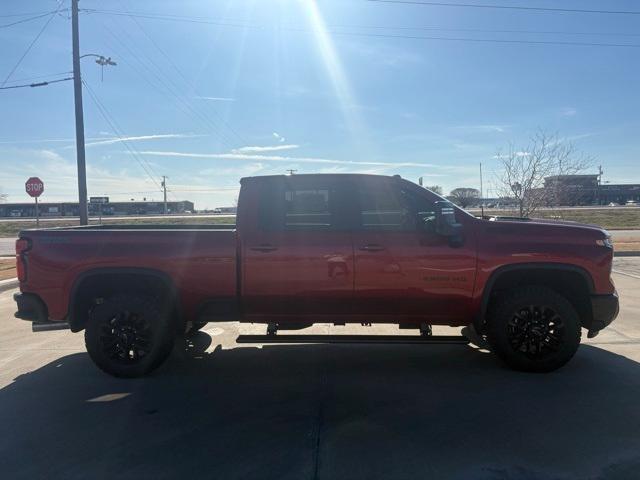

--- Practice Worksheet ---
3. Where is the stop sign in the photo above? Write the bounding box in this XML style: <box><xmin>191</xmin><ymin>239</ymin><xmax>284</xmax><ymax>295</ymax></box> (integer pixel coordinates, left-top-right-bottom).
<box><xmin>25</xmin><ymin>177</ymin><xmax>44</xmax><ymax>198</ymax></box>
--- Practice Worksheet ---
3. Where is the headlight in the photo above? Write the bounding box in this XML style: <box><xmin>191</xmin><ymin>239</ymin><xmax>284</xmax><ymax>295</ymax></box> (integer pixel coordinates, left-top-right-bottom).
<box><xmin>596</xmin><ymin>237</ymin><xmax>613</xmax><ymax>248</ymax></box>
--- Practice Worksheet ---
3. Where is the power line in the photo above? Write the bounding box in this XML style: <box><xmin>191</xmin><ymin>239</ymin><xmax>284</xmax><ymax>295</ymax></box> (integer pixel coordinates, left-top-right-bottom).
<box><xmin>0</xmin><ymin>11</ymin><xmax>62</xmax><ymax>28</ymax></box>
<box><xmin>120</xmin><ymin>8</ymin><xmax>249</xmax><ymax>146</ymax></box>
<box><xmin>0</xmin><ymin>77</ymin><xmax>73</xmax><ymax>91</ymax></box>
<box><xmin>366</xmin><ymin>0</ymin><xmax>640</xmax><ymax>16</ymax></box>
<box><xmin>82</xmin><ymin>79</ymin><xmax>164</xmax><ymax>193</ymax></box>
<box><xmin>329</xmin><ymin>23</ymin><xmax>640</xmax><ymax>39</ymax></box>
<box><xmin>0</xmin><ymin>11</ymin><xmax>59</xmax><ymax>18</ymax></box>
<box><xmin>1</xmin><ymin>1</ymin><xmax>66</xmax><ymax>87</ymax></box>
<box><xmin>98</xmin><ymin>19</ymin><xmax>241</xmax><ymax>149</ymax></box>
<box><xmin>4</xmin><ymin>71</ymin><xmax>73</xmax><ymax>83</ymax></box>
<box><xmin>83</xmin><ymin>8</ymin><xmax>640</xmax><ymax>48</ymax></box>
<box><xmin>327</xmin><ymin>30</ymin><xmax>640</xmax><ymax>48</ymax></box>
<box><xmin>108</xmin><ymin>15</ymin><xmax>245</xmax><ymax>148</ymax></box>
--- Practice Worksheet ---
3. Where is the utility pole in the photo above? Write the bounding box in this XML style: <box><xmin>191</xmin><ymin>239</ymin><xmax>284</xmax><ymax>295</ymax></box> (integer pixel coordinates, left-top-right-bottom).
<box><xmin>72</xmin><ymin>0</ymin><xmax>88</xmax><ymax>225</ymax></box>
<box><xmin>596</xmin><ymin>165</ymin><xmax>603</xmax><ymax>205</ymax></box>
<box><xmin>479</xmin><ymin>162</ymin><xmax>484</xmax><ymax>217</ymax></box>
<box><xmin>286</xmin><ymin>169</ymin><xmax>297</xmax><ymax>175</ymax></box>
<box><xmin>162</xmin><ymin>176</ymin><xmax>168</xmax><ymax>214</ymax></box>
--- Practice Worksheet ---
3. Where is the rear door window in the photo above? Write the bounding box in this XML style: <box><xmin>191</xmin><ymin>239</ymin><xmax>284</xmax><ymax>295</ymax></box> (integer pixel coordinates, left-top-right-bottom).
<box><xmin>258</xmin><ymin>177</ymin><xmax>350</xmax><ymax>231</ymax></box>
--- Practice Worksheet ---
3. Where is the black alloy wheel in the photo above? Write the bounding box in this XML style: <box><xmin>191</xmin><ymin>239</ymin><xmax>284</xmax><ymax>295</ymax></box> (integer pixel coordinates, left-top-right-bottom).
<box><xmin>486</xmin><ymin>286</ymin><xmax>581</xmax><ymax>372</ymax></box>
<box><xmin>85</xmin><ymin>293</ymin><xmax>174</xmax><ymax>377</ymax></box>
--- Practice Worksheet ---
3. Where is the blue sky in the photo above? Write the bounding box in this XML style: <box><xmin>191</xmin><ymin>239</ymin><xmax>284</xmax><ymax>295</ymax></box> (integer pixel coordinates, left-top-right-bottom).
<box><xmin>1</xmin><ymin>0</ymin><xmax>639</xmax><ymax>208</ymax></box>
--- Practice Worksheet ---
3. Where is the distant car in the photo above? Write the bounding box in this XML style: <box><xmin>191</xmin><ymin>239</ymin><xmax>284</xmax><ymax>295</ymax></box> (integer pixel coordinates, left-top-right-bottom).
<box><xmin>213</xmin><ymin>208</ymin><xmax>222</xmax><ymax>214</ymax></box>
<box><xmin>608</xmin><ymin>202</ymin><xmax>618</xmax><ymax>207</ymax></box>
<box><xmin>625</xmin><ymin>200</ymin><xmax>638</xmax><ymax>207</ymax></box>
<box><xmin>9</xmin><ymin>210</ymin><xmax>21</xmax><ymax>217</ymax></box>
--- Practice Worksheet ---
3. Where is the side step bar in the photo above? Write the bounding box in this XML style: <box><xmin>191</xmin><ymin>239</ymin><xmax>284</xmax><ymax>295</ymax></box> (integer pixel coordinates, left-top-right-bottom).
<box><xmin>236</xmin><ymin>334</ymin><xmax>468</xmax><ymax>345</ymax></box>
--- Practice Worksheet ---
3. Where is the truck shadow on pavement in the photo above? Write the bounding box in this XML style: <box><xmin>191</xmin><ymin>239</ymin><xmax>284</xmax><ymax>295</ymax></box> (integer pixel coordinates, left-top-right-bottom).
<box><xmin>1</xmin><ymin>332</ymin><xmax>640</xmax><ymax>480</ymax></box>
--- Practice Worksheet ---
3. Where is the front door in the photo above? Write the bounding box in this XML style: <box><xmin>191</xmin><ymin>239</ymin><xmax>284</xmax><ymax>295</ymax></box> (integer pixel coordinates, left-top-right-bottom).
<box><xmin>351</xmin><ymin>176</ymin><xmax>477</xmax><ymax>324</ymax></box>
<box><xmin>241</xmin><ymin>176</ymin><xmax>354</xmax><ymax>321</ymax></box>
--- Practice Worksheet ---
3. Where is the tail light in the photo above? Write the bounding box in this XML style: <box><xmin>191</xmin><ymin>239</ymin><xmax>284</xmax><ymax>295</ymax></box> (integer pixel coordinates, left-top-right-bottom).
<box><xmin>16</xmin><ymin>238</ymin><xmax>31</xmax><ymax>282</ymax></box>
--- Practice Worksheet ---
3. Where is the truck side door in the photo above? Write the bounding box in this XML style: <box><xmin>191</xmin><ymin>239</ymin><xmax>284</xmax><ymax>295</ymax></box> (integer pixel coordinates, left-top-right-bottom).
<box><xmin>351</xmin><ymin>176</ymin><xmax>476</xmax><ymax>323</ymax></box>
<box><xmin>240</xmin><ymin>176</ymin><xmax>354</xmax><ymax>320</ymax></box>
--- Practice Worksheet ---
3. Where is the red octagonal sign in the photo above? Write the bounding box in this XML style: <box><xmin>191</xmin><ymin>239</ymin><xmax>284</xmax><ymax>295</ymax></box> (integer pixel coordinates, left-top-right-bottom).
<box><xmin>25</xmin><ymin>177</ymin><xmax>44</xmax><ymax>198</ymax></box>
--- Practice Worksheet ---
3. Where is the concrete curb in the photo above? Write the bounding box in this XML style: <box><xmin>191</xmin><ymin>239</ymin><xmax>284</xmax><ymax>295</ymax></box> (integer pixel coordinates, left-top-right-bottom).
<box><xmin>0</xmin><ymin>278</ymin><xmax>18</xmax><ymax>292</ymax></box>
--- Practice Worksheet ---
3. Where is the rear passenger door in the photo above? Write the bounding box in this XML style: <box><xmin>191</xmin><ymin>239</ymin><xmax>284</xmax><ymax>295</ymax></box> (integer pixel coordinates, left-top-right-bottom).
<box><xmin>241</xmin><ymin>176</ymin><xmax>354</xmax><ymax>319</ymax></box>
<box><xmin>351</xmin><ymin>176</ymin><xmax>476</xmax><ymax>323</ymax></box>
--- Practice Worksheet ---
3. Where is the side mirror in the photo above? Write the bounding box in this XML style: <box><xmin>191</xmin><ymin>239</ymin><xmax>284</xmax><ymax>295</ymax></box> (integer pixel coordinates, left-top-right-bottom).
<box><xmin>434</xmin><ymin>201</ymin><xmax>464</xmax><ymax>246</ymax></box>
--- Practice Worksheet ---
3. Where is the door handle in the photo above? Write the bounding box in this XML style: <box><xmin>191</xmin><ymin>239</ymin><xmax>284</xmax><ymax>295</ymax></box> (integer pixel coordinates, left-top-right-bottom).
<box><xmin>250</xmin><ymin>244</ymin><xmax>278</xmax><ymax>253</ymax></box>
<box><xmin>359</xmin><ymin>244</ymin><xmax>385</xmax><ymax>252</ymax></box>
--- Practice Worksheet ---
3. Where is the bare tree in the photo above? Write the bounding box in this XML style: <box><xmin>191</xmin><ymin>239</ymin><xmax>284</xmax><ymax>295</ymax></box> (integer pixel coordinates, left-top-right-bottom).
<box><xmin>449</xmin><ymin>188</ymin><xmax>480</xmax><ymax>208</ymax></box>
<box><xmin>426</xmin><ymin>185</ymin><xmax>443</xmax><ymax>195</ymax></box>
<box><xmin>495</xmin><ymin>130</ymin><xmax>592</xmax><ymax>217</ymax></box>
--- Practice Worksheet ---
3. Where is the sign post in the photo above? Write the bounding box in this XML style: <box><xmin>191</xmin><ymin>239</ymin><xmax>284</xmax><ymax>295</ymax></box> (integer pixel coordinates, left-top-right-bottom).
<box><xmin>90</xmin><ymin>196</ymin><xmax>109</xmax><ymax>224</ymax></box>
<box><xmin>25</xmin><ymin>177</ymin><xmax>44</xmax><ymax>227</ymax></box>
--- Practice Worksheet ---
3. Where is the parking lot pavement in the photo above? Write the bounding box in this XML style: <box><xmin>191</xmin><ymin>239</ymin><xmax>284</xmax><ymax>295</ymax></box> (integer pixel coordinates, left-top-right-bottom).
<box><xmin>614</xmin><ymin>256</ymin><xmax>640</xmax><ymax>279</ymax></box>
<box><xmin>1</xmin><ymin>274</ymin><xmax>640</xmax><ymax>479</ymax></box>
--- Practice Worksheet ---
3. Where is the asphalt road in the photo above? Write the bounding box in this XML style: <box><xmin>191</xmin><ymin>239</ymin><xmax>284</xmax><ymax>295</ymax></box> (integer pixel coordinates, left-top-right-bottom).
<box><xmin>1</xmin><ymin>264</ymin><xmax>640</xmax><ymax>479</ymax></box>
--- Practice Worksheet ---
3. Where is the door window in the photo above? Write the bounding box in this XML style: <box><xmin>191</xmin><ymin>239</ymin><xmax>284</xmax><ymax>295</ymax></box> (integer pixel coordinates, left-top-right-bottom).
<box><xmin>258</xmin><ymin>178</ymin><xmax>349</xmax><ymax>230</ymax></box>
<box><xmin>284</xmin><ymin>188</ymin><xmax>331</xmax><ymax>227</ymax></box>
<box><xmin>356</xmin><ymin>180</ymin><xmax>436</xmax><ymax>232</ymax></box>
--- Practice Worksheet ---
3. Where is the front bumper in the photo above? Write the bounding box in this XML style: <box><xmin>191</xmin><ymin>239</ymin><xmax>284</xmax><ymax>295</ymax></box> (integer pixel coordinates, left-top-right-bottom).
<box><xmin>589</xmin><ymin>291</ymin><xmax>619</xmax><ymax>335</ymax></box>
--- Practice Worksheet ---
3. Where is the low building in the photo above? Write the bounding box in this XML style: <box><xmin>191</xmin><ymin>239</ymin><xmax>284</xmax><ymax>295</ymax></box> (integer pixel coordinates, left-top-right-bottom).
<box><xmin>0</xmin><ymin>200</ymin><xmax>195</xmax><ymax>218</ymax></box>
<box><xmin>543</xmin><ymin>175</ymin><xmax>640</xmax><ymax>206</ymax></box>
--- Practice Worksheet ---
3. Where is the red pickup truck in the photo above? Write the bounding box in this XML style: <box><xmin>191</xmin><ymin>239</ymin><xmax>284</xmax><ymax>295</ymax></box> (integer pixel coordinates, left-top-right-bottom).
<box><xmin>14</xmin><ymin>174</ymin><xmax>618</xmax><ymax>377</ymax></box>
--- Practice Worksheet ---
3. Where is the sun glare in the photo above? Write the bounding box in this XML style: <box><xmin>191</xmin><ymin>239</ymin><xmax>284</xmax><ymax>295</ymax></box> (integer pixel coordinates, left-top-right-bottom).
<box><xmin>302</xmin><ymin>0</ymin><xmax>369</xmax><ymax>152</ymax></box>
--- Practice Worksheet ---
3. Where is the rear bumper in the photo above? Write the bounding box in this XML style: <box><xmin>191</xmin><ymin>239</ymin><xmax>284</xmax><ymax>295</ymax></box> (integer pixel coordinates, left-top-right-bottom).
<box><xmin>589</xmin><ymin>291</ymin><xmax>619</xmax><ymax>333</ymax></box>
<box><xmin>14</xmin><ymin>292</ymin><xmax>70</xmax><ymax>331</ymax></box>
<box><xmin>14</xmin><ymin>292</ymin><xmax>48</xmax><ymax>322</ymax></box>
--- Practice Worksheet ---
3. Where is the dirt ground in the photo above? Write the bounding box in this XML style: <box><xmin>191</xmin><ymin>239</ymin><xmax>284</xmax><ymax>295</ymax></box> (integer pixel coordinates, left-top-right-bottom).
<box><xmin>0</xmin><ymin>259</ymin><xmax>15</xmax><ymax>280</ymax></box>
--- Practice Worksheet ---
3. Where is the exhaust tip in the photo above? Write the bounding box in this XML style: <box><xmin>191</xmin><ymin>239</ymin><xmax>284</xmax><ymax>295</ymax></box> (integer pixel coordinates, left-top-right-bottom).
<box><xmin>32</xmin><ymin>321</ymin><xmax>70</xmax><ymax>332</ymax></box>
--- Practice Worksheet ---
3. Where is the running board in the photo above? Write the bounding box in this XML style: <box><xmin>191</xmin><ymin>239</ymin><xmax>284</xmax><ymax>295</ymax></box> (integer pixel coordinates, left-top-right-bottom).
<box><xmin>236</xmin><ymin>334</ymin><xmax>468</xmax><ymax>345</ymax></box>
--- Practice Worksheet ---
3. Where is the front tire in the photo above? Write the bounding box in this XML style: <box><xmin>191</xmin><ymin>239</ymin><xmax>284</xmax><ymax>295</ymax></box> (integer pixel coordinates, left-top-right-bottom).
<box><xmin>85</xmin><ymin>293</ymin><xmax>174</xmax><ymax>377</ymax></box>
<box><xmin>486</xmin><ymin>286</ymin><xmax>581</xmax><ymax>372</ymax></box>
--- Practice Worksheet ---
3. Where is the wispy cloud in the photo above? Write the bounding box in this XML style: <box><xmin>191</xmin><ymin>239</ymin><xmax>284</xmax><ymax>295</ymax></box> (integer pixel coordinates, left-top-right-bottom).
<box><xmin>273</xmin><ymin>132</ymin><xmax>285</xmax><ymax>143</ymax></box>
<box><xmin>195</xmin><ymin>96</ymin><xmax>235</xmax><ymax>102</ymax></box>
<box><xmin>492</xmin><ymin>151</ymin><xmax>531</xmax><ymax>159</ymax></box>
<box><xmin>138</xmin><ymin>150</ymin><xmax>442</xmax><ymax>169</ymax></box>
<box><xmin>83</xmin><ymin>133</ymin><xmax>204</xmax><ymax>147</ymax></box>
<box><xmin>455</xmin><ymin>124</ymin><xmax>509</xmax><ymax>133</ymax></box>
<box><xmin>560</xmin><ymin>107</ymin><xmax>577</xmax><ymax>117</ymax></box>
<box><xmin>232</xmin><ymin>144</ymin><xmax>300</xmax><ymax>153</ymax></box>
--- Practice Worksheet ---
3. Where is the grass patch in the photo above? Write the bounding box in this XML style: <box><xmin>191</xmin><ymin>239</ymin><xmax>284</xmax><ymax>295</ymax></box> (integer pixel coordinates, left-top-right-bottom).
<box><xmin>531</xmin><ymin>209</ymin><xmax>640</xmax><ymax>230</ymax></box>
<box><xmin>473</xmin><ymin>208</ymin><xmax>640</xmax><ymax>230</ymax></box>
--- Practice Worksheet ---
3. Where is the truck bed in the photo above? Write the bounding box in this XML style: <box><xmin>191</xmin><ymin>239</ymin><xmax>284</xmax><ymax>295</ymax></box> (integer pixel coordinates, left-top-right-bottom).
<box><xmin>19</xmin><ymin>225</ymin><xmax>238</xmax><ymax>322</ymax></box>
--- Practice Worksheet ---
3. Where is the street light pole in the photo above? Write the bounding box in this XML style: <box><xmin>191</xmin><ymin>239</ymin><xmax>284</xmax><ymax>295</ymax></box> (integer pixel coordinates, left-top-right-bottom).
<box><xmin>72</xmin><ymin>0</ymin><xmax>88</xmax><ymax>225</ymax></box>
<box><xmin>162</xmin><ymin>176</ymin><xmax>168</xmax><ymax>214</ymax></box>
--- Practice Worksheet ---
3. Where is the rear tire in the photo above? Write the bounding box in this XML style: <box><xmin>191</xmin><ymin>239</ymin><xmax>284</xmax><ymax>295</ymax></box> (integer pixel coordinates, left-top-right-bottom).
<box><xmin>486</xmin><ymin>286</ymin><xmax>581</xmax><ymax>372</ymax></box>
<box><xmin>85</xmin><ymin>293</ymin><xmax>174</xmax><ymax>378</ymax></box>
